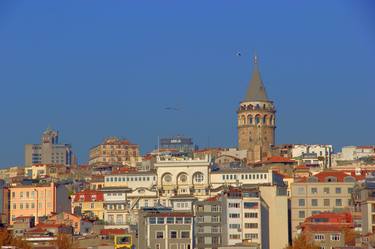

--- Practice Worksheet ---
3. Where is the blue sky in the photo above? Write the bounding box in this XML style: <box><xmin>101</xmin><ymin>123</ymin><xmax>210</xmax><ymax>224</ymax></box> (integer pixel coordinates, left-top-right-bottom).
<box><xmin>0</xmin><ymin>1</ymin><xmax>374</xmax><ymax>166</ymax></box>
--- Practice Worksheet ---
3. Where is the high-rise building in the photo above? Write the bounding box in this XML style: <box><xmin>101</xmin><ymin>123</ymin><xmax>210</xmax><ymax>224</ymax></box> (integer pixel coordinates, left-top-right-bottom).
<box><xmin>237</xmin><ymin>56</ymin><xmax>276</xmax><ymax>163</ymax></box>
<box><xmin>89</xmin><ymin>137</ymin><xmax>141</xmax><ymax>167</ymax></box>
<box><xmin>24</xmin><ymin>128</ymin><xmax>73</xmax><ymax>166</ymax></box>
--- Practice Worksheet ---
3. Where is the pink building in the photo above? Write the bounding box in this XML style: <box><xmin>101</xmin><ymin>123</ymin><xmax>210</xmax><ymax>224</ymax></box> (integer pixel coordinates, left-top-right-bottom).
<box><xmin>9</xmin><ymin>182</ymin><xmax>70</xmax><ymax>224</ymax></box>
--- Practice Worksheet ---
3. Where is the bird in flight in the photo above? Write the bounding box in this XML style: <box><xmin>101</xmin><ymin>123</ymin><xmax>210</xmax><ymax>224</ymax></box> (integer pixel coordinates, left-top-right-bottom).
<box><xmin>165</xmin><ymin>107</ymin><xmax>181</xmax><ymax>111</ymax></box>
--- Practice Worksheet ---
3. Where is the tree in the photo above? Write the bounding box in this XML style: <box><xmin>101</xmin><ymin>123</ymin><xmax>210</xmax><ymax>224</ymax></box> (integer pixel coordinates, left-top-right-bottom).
<box><xmin>284</xmin><ymin>234</ymin><xmax>320</xmax><ymax>249</ymax></box>
<box><xmin>55</xmin><ymin>233</ymin><xmax>75</xmax><ymax>249</ymax></box>
<box><xmin>0</xmin><ymin>228</ymin><xmax>31</xmax><ymax>249</ymax></box>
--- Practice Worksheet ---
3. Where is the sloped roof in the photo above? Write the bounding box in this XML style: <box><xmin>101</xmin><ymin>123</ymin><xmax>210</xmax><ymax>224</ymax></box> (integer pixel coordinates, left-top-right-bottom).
<box><xmin>244</xmin><ymin>56</ymin><xmax>269</xmax><ymax>102</ymax></box>
<box><xmin>73</xmin><ymin>189</ymin><xmax>104</xmax><ymax>202</ymax></box>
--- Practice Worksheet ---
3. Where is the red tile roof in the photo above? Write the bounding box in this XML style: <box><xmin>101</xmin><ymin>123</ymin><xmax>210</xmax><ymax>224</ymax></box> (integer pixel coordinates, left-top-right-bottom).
<box><xmin>100</xmin><ymin>229</ymin><xmax>127</xmax><ymax>235</ymax></box>
<box><xmin>297</xmin><ymin>170</ymin><xmax>363</xmax><ymax>183</ymax></box>
<box><xmin>73</xmin><ymin>189</ymin><xmax>104</xmax><ymax>202</ymax></box>
<box><xmin>263</xmin><ymin>156</ymin><xmax>295</xmax><ymax>164</ymax></box>
<box><xmin>205</xmin><ymin>194</ymin><xmax>221</xmax><ymax>202</ymax></box>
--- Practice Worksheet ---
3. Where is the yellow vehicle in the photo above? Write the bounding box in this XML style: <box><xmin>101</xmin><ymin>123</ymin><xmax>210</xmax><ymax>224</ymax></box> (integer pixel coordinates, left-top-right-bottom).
<box><xmin>114</xmin><ymin>234</ymin><xmax>134</xmax><ymax>249</ymax></box>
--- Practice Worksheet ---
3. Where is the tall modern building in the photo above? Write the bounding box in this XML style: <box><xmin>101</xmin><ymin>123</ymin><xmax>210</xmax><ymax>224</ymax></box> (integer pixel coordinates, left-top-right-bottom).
<box><xmin>237</xmin><ymin>56</ymin><xmax>276</xmax><ymax>163</ymax></box>
<box><xmin>24</xmin><ymin>128</ymin><xmax>73</xmax><ymax>166</ymax></box>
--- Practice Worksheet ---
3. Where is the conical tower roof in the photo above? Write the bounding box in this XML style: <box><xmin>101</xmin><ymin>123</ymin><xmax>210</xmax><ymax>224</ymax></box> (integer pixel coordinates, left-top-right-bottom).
<box><xmin>244</xmin><ymin>55</ymin><xmax>269</xmax><ymax>102</ymax></box>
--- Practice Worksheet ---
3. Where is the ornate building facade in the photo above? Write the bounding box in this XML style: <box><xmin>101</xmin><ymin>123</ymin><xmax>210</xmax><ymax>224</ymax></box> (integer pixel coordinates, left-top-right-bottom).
<box><xmin>237</xmin><ymin>56</ymin><xmax>276</xmax><ymax>163</ymax></box>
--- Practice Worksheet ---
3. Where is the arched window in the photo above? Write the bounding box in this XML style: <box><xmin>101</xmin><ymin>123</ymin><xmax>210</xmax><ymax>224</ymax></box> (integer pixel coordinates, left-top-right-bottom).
<box><xmin>255</xmin><ymin>115</ymin><xmax>260</xmax><ymax>125</ymax></box>
<box><xmin>241</xmin><ymin>115</ymin><xmax>246</xmax><ymax>125</ymax></box>
<box><xmin>193</xmin><ymin>172</ymin><xmax>204</xmax><ymax>184</ymax></box>
<box><xmin>248</xmin><ymin>115</ymin><xmax>253</xmax><ymax>124</ymax></box>
<box><xmin>162</xmin><ymin>173</ymin><xmax>172</xmax><ymax>185</ymax></box>
<box><xmin>263</xmin><ymin>115</ymin><xmax>267</xmax><ymax>125</ymax></box>
<box><xmin>177</xmin><ymin>173</ymin><xmax>188</xmax><ymax>184</ymax></box>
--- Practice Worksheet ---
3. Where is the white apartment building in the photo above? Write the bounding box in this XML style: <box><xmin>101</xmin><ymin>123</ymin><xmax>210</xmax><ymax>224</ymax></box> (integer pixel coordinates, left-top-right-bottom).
<box><xmin>291</xmin><ymin>144</ymin><xmax>333</xmax><ymax>168</ymax></box>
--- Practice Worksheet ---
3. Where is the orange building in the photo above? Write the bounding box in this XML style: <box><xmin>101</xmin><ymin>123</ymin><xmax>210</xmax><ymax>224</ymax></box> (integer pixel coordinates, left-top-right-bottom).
<box><xmin>9</xmin><ymin>182</ymin><xmax>70</xmax><ymax>224</ymax></box>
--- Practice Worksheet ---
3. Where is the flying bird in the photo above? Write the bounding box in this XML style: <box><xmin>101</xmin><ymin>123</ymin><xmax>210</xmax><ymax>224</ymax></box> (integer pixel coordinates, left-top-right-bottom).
<box><xmin>165</xmin><ymin>107</ymin><xmax>180</xmax><ymax>111</ymax></box>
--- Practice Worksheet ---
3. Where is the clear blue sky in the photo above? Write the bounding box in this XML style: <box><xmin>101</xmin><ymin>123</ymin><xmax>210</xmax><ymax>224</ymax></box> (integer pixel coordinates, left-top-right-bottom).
<box><xmin>0</xmin><ymin>1</ymin><xmax>374</xmax><ymax>166</ymax></box>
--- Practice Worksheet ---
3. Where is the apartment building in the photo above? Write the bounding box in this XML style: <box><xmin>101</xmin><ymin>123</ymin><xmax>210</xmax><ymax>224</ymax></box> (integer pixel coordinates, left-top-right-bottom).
<box><xmin>299</xmin><ymin>212</ymin><xmax>354</xmax><ymax>248</ymax></box>
<box><xmin>102</xmin><ymin>186</ymin><xmax>132</xmax><ymax>229</ymax></box>
<box><xmin>89</xmin><ymin>137</ymin><xmax>141</xmax><ymax>166</ymax></box>
<box><xmin>194</xmin><ymin>196</ymin><xmax>223</xmax><ymax>249</ymax></box>
<box><xmin>291</xmin><ymin>171</ymin><xmax>359</xmax><ymax>238</ymax></box>
<box><xmin>25</xmin><ymin>128</ymin><xmax>73</xmax><ymax>166</ymax></box>
<box><xmin>72</xmin><ymin>189</ymin><xmax>104</xmax><ymax>220</ymax></box>
<box><xmin>103</xmin><ymin>169</ymin><xmax>157</xmax><ymax>189</ymax></box>
<box><xmin>354</xmin><ymin>175</ymin><xmax>375</xmax><ymax>234</ymax></box>
<box><xmin>9</xmin><ymin>182</ymin><xmax>71</xmax><ymax>224</ymax></box>
<box><xmin>138</xmin><ymin>206</ymin><xmax>193</xmax><ymax>249</ymax></box>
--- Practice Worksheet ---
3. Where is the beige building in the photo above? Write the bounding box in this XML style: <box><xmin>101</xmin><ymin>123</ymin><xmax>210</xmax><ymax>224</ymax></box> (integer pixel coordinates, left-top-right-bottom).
<box><xmin>290</xmin><ymin>171</ymin><xmax>358</xmax><ymax>238</ymax></box>
<box><xmin>155</xmin><ymin>155</ymin><xmax>210</xmax><ymax>206</ymax></box>
<box><xmin>25</xmin><ymin>128</ymin><xmax>73</xmax><ymax>166</ymax></box>
<box><xmin>237</xmin><ymin>56</ymin><xmax>276</xmax><ymax>163</ymax></box>
<box><xmin>89</xmin><ymin>137</ymin><xmax>141</xmax><ymax>166</ymax></box>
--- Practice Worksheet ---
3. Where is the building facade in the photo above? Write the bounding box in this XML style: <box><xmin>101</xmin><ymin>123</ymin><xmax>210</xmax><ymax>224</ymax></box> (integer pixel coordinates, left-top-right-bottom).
<box><xmin>9</xmin><ymin>182</ymin><xmax>71</xmax><ymax>224</ymax></box>
<box><xmin>89</xmin><ymin>137</ymin><xmax>141</xmax><ymax>166</ymax></box>
<box><xmin>72</xmin><ymin>189</ymin><xmax>104</xmax><ymax>220</ymax></box>
<box><xmin>160</xmin><ymin>136</ymin><xmax>196</xmax><ymax>154</ymax></box>
<box><xmin>138</xmin><ymin>207</ymin><xmax>194</xmax><ymax>249</ymax></box>
<box><xmin>25</xmin><ymin>128</ymin><xmax>73</xmax><ymax>166</ymax></box>
<box><xmin>237</xmin><ymin>56</ymin><xmax>276</xmax><ymax>163</ymax></box>
<box><xmin>291</xmin><ymin>171</ymin><xmax>358</xmax><ymax>238</ymax></box>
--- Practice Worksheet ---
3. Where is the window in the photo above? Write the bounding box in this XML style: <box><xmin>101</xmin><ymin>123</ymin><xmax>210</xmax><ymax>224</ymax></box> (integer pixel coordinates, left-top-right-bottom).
<box><xmin>244</xmin><ymin>202</ymin><xmax>258</xmax><ymax>209</ymax></box>
<box><xmin>336</xmin><ymin>199</ymin><xmax>342</xmax><ymax>206</ymax></box>
<box><xmin>245</xmin><ymin>233</ymin><xmax>258</xmax><ymax>239</ymax></box>
<box><xmin>181</xmin><ymin>231</ymin><xmax>190</xmax><ymax>238</ymax></box>
<box><xmin>311</xmin><ymin>199</ymin><xmax>318</xmax><ymax>207</ymax></box>
<box><xmin>20</xmin><ymin>192</ymin><xmax>23</xmax><ymax>198</ymax></box>
<box><xmin>298</xmin><ymin>199</ymin><xmax>305</xmax><ymax>207</ymax></box>
<box><xmin>348</xmin><ymin>188</ymin><xmax>353</xmax><ymax>194</ymax></box>
<box><xmin>245</xmin><ymin>212</ymin><xmax>258</xmax><ymax>218</ymax></box>
<box><xmin>212</xmin><ymin>216</ymin><xmax>220</xmax><ymax>222</ymax></box>
<box><xmin>157</xmin><ymin>218</ymin><xmax>164</xmax><ymax>224</ymax></box>
<box><xmin>156</xmin><ymin>244</ymin><xmax>160</xmax><ymax>249</ymax></box>
<box><xmin>245</xmin><ymin>223</ymin><xmax>258</xmax><ymax>228</ymax></box>
<box><xmin>155</xmin><ymin>231</ymin><xmax>164</xmax><ymax>239</ymax></box>
<box><xmin>331</xmin><ymin>234</ymin><xmax>340</xmax><ymax>241</ymax></box>
<box><xmin>335</xmin><ymin>187</ymin><xmax>341</xmax><ymax>194</ymax></box>
<box><xmin>166</xmin><ymin>217</ymin><xmax>174</xmax><ymax>224</ymax></box>
<box><xmin>323</xmin><ymin>187</ymin><xmax>330</xmax><ymax>194</ymax></box>
<box><xmin>91</xmin><ymin>203</ymin><xmax>95</xmax><ymax>209</ymax></box>
<box><xmin>314</xmin><ymin>234</ymin><xmax>325</xmax><ymax>241</ymax></box>
<box><xmin>194</xmin><ymin>172</ymin><xmax>204</xmax><ymax>183</ymax></box>
<box><xmin>229</xmin><ymin>224</ymin><xmax>240</xmax><ymax>229</ymax></box>
<box><xmin>297</xmin><ymin>187</ymin><xmax>305</xmax><ymax>194</ymax></box>
<box><xmin>212</xmin><ymin>226</ymin><xmax>220</xmax><ymax>233</ymax></box>
<box><xmin>12</xmin><ymin>192</ymin><xmax>15</xmax><ymax>198</ymax></box>
<box><xmin>299</xmin><ymin>211</ymin><xmax>305</xmax><ymax>219</ymax></box>
<box><xmin>13</xmin><ymin>204</ymin><xmax>16</xmax><ymax>209</ymax></box>
<box><xmin>20</xmin><ymin>203</ymin><xmax>23</xmax><ymax>209</ymax></box>
<box><xmin>170</xmin><ymin>231</ymin><xmax>177</xmax><ymax>238</ymax></box>
<box><xmin>229</xmin><ymin>203</ymin><xmax>240</xmax><ymax>208</ymax></box>
<box><xmin>184</xmin><ymin>217</ymin><xmax>192</xmax><ymax>224</ymax></box>
<box><xmin>229</xmin><ymin>213</ymin><xmax>240</xmax><ymax>218</ymax></box>
<box><xmin>211</xmin><ymin>205</ymin><xmax>219</xmax><ymax>212</ymax></box>
<box><xmin>229</xmin><ymin>234</ymin><xmax>240</xmax><ymax>239</ymax></box>
<box><xmin>311</xmin><ymin>188</ymin><xmax>318</xmax><ymax>194</ymax></box>
<box><xmin>149</xmin><ymin>217</ymin><xmax>156</xmax><ymax>224</ymax></box>
<box><xmin>176</xmin><ymin>217</ymin><xmax>183</xmax><ymax>224</ymax></box>
<box><xmin>324</xmin><ymin>199</ymin><xmax>330</xmax><ymax>206</ymax></box>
